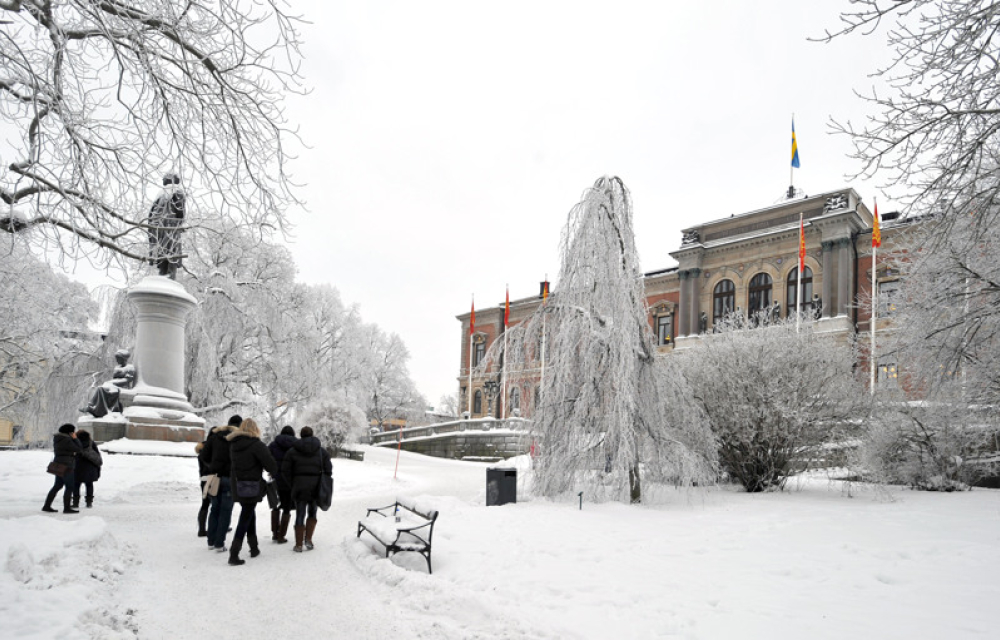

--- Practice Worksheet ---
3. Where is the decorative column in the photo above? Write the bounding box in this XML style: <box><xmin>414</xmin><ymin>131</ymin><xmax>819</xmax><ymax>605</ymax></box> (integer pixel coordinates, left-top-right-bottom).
<box><xmin>688</xmin><ymin>268</ymin><xmax>702</xmax><ymax>334</ymax></box>
<box><xmin>837</xmin><ymin>237</ymin><xmax>853</xmax><ymax>317</ymax></box>
<box><xmin>676</xmin><ymin>271</ymin><xmax>689</xmax><ymax>336</ymax></box>
<box><xmin>122</xmin><ymin>275</ymin><xmax>205</xmax><ymax>441</ymax></box>
<box><xmin>821</xmin><ymin>240</ymin><xmax>835</xmax><ymax>319</ymax></box>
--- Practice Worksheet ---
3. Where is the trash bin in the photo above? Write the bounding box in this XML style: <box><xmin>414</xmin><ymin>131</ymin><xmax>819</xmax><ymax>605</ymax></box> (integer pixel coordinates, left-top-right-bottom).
<box><xmin>486</xmin><ymin>467</ymin><xmax>517</xmax><ymax>506</ymax></box>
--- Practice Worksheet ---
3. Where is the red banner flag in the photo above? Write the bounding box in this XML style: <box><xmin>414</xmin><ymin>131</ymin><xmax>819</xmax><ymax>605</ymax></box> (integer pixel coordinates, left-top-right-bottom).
<box><xmin>504</xmin><ymin>286</ymin><xmax>510</xmax><ymax>327</ymax></box>
<box><xmin>872</xmin><ymin>202</ymin><xmax>881</xmax><ymax>248</ymax></box>
<box><xmin>798</xmin><ymin>214</ymin><xmax>806</xmax><ymax>270</ymax></box>
<box><xmin>470</xmin><ymin>299</ymin><xmax>475</xmax><ymax>335</ymax></box>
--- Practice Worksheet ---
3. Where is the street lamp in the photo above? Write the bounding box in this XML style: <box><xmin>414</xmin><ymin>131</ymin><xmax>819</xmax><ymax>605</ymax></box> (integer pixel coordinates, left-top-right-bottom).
<box><xmin>482</xmin><ymin>377</ymin><xmax>501</xmax><ymax>416</ymax></box>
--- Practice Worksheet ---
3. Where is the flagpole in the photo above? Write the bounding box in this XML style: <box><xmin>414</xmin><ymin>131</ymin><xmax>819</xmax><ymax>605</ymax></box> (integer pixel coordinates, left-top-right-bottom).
<box><xmin>797</xmin><ymin>212</ymin><xmax>803</xmax><ymax>333</ymax></box>
<box><xmin>540</xmin><ymin>278</ymin><xmax>548</xmax><ymax>416</ymax></box>
<box><xmin>468</xmin><ymin>296</ymin><xmax>474</xmax><ymax>417</ymax></box>
<box><xmin>502</xmin><ymin>285</ymin><xmax>509</xmax><ymax>420</ymax></box>
<box><xmin>790</xmin><ymin>113</ymin><xmax>795</xmax><ymax>192</ymax></box>
<box><xmin>870</xmin><ymin>199</ymin><xmax>879</xmax><ymax>396</ymax></box>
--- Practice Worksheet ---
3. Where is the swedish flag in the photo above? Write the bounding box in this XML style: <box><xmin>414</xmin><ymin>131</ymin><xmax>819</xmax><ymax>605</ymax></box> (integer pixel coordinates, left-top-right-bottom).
<box><xmin>791</xmin><ymin>118</ymin><xmax>801</xmax><ymax>168</ymax></box>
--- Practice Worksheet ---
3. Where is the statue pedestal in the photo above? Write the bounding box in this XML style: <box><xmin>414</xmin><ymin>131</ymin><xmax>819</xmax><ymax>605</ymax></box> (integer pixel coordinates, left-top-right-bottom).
<box><xmin>120</xmin><ymin>276</ymin><xmax>204</xmax><ymax>442</ymax></box>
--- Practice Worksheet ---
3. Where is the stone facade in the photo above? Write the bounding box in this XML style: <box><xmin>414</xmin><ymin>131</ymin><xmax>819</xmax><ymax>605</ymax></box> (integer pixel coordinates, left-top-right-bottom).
<box><xmin>457</xmin><ymin>188</ymin><xmax>909</xmax><ymax>417</ymax></box>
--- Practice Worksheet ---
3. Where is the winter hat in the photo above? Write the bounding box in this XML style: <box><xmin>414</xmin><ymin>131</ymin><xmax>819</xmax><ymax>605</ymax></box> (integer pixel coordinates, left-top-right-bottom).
<box><xmin>58</xmin><ymin>423</ymin><xmax>76</xmax><ymax>434</ymax></box>
<box><xmin>280</xmin><ymin>426</ymin><xmax>295</xmax><ymax>436</ymax></box>
<box><xmin>227</xmin><ymin>414</ymin><xmax>243</xmax><ymax>427</ymax></box>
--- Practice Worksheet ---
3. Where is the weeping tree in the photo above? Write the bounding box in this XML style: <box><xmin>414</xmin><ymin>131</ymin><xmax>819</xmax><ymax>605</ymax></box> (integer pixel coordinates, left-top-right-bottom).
<box><xmin>492</xmin><ymin>176</ymin><xmax>715</xmax><ymax>503</ymax></box>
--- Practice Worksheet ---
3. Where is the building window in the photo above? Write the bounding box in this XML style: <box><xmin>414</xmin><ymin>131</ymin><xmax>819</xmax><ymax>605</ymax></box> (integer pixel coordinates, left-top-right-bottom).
<box><xmin>786</xmin><ymin>267</ymin><xmax>813</xmax><ymax>313</ymax></box>
<box><xmin>878</xmin><ymin>361</ymin><xmax>898</xmax><ymax>386</ymax></box>
<box><xmin>878</xmin><ymin>280</ymin><xmax>900</xmax><ymax>316</ymax></box>
<box><xmin>656</xmin><ymin>314</ymin><xmax>672</xmax><ymax>345</ymax></box>
<box><xmin>713</xmin><ymin>279</ymin><xmax>735</xmax><ymax>324</ymax></box>
<box><xmin>473</xmin><ymin>390</ymin><xmax>483</xmax><ymax>414</ymax></box>
<box><xmin>509</xmin><ymin>387</ymin><xmax>520</xmax><ymax>415</ymax></box>
<box><xmin>473</xmin><ymin>338</ymin><xmax>486</xmax><ymax>366</ymax></box>
<box><xmin>534</xmin><ymin>385</ymin><xmax>541</xmax><ymax>410</ymax></box>
<box><xmin>748</xmin><ymin>273</ymin><xmax>773</xmax><ymax>316</ymax></box>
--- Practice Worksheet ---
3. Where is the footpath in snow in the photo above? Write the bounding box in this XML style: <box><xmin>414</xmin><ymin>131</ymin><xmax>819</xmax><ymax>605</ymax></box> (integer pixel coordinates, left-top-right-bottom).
<box><xmin>1</xmin><ymin>443</ymin><xmax>999</xmax><ymax>639</ymax></box>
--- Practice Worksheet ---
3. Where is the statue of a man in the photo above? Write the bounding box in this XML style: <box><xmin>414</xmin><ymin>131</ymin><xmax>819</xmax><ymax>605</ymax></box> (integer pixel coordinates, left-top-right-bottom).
<box><xmin>148</xmin><ymin>173</ymin><xmax>186</xmax><ymax>279</ymax></box>
<box><xmin>811</xmin><ymin>294</ymin><xmax>823</xmax><ymax>319</ymax></box>
<box><xmin>771</xmin><ymin>300</ymin><xmax>781</xmax><ymax>323</ymax></box>
<box><xmin>699</xmin><ymin>311</ymin><xmax>708</xmax><ymax>334</ymax></box>
<box><xmin>81</xmin><ymin>349</ymin><xmax>137</xmax><ymax>418</ymax></box>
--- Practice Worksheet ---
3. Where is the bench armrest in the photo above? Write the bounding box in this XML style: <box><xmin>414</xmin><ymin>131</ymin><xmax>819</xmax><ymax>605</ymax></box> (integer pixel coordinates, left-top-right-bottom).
<box><xmin>366</xmin><ymin>502</ymin><xmax>399</xmax><ymax>518</ymax></box>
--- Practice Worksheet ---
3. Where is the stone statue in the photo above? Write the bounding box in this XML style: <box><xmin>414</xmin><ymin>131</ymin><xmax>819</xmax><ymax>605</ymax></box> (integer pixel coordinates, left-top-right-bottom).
<box><xmin>771</xmin><ymin>300</ymin><xmax>781</xmax><ymax>323</ymax></box>
<box><xmin>811</xmin><ymin>294</ymin><xmax>823</xmax><ymax>319</ymax></box>
<box><xmin>81</xmin><ymin>349</ymin><xmax>137</xmax><ymax>418</ymax></box>
<box><xmin>699</xmin><ymin>311</ymin><xmax>708</xmax><ymax>334</ymax></box>
<box><xmin>148</xmin><ymin>173</ymin><xmax>186</xmax><ymax>279</ymax></box>
<box><xmin>682</xmin><ymin>230</ymin><xmax>701</xmax><ymax>245</ymax></box>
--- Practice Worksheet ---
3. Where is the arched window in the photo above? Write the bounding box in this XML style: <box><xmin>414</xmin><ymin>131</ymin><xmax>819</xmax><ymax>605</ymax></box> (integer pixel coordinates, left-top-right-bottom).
<box><xmin>509</xmin><ymin>387</ymin><xmax>521</xmax><ymax>415</ymax></box>
<box><xmin>473</xmin><ymin>390</ymin><xmax>482</xmax><ymax>414</ymax></box>
<box><xmin>534</xmin><ymin>385</ymin><xmax>541</xmax><ymax>410</ymax></box>
<box><xmin>713</xmin><ymin>279</ymin><xmax>735</xmax><ymax>324</ymax></box>
<box><xmin>748</xmin><ymin>273</ymin><xmax>773</xmax><ymax>314</ymax></box>
<box><xmin>786</xmin><ymin>266</ymin><xmax>813</xmax><ymax>313</ymax></box>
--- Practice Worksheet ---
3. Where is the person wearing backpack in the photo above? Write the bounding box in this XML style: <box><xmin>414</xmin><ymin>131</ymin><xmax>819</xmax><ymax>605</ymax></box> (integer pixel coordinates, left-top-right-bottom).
<box><xmin>281</xmin><ymin>426</ymin><xmax>332</xmax><ymax>552</ymax></box>
<box><xmin>72</xmin><ymin>429</ymin><xmax>102</xmax><ymax>509</ymax></box>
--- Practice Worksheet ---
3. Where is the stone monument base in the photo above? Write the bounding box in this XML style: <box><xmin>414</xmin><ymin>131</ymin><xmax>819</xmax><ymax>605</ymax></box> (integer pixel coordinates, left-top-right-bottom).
<box><xmin>79</xmin><ymin>407</ymin><xmax>205</xmax><ymax>444</ymax></box>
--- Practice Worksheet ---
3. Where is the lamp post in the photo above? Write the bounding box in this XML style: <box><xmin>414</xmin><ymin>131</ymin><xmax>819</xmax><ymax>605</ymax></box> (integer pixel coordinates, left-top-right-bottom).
<box><xmin>483</xmin><ymin>377</ymin><xmax>501</xmax><ymax>417</ymax></box>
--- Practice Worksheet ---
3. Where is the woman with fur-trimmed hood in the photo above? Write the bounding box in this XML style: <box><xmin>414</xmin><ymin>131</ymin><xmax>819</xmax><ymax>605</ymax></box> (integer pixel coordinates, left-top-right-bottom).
<box><xmin>226</xmin><ymin>418</ymin><xmax>278</xmax><ymax>566</ymax></box>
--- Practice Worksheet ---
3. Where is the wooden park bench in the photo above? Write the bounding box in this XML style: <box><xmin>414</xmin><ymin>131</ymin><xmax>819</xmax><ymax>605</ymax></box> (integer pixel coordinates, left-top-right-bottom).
<box><xmin>357</xmin><ymin>497</ymin><xmax>438</xmax><ymax>574</ymax></box>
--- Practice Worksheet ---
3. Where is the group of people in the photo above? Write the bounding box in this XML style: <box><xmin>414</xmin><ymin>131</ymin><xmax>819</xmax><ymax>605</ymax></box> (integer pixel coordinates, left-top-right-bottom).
<box><xmin>197</xmin><ymin>415</ymin><xmax>333</xmax><ymax>566</ymax></box>
<box><xmin>41</xmin><ymin>415</ymin><xmax>332</xmax><ymax>569</ymax></box>
<box><xmin>41</xmin><ymin>423</ymin><xmax>103</xmax><ymax>513</ymax></box>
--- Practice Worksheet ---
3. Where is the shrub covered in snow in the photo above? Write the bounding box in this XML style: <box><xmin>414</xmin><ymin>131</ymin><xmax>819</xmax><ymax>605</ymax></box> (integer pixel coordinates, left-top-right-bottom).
<box><xmin>301</xmin><ymin>400</ymin><xmax>367</xmax><ymax>453</ymax></box>
<box><xmin>852</xmin><ymin>399</ymin><xmax>999</xmax><ymax>491</ymax></box>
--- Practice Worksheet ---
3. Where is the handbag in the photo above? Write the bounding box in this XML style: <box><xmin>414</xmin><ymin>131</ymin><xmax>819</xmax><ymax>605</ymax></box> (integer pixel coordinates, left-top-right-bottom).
<box><xmin>235</xmin><ymin>479</ymin><xmax>264</xmax><ymax>500</ymax></box>
<box><xmin>264</xmin><ymin>479</ymin><xmax>279</xmax><ymax>509</ymax></box>
<box><xmin>317</xmin><ymin>474</ymin><xmax>333</xmax><ymax>511</ymax></box>
<box><xmin>47</xmin><ymin>461</ymin><xmax>70</xmax><ymax>477</ymax></box>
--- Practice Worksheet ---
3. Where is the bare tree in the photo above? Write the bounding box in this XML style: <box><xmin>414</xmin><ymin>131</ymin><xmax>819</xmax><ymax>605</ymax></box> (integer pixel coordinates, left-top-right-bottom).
<box><xmin>821</xmin><ymin>1</ymin><xmax>1000</xmax><ymax>229</ymax></box>
<box><xmin>495</xmin><ymin>176</ymin><xmax>715</xmax><ymax>504</ymax></box>
<box><xmin>0</xmin><ymin>0</ymin><xmax>304</xmax><ymax>267</ymax></box>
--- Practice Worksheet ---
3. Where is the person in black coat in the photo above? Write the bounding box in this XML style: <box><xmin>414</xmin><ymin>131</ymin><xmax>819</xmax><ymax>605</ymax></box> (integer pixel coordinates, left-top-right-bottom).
<box><xmin>195</xmin><ymin>440</ymin><xmax>211</xmax><ymax>537</ymax></box>
<box><xmin>226</xmin><ymin>418</ymin><xmax>278</xmax><ymax>566</ymax></box>
<box><xmin>281</xmin><ymin>426</ymin><xmax>332</xmax><ymax>552</ymax></box>
<box><xmin>71</xmin><ymin>430</ymin><xmax>102</xmax><ymax>509</ymax></box>
<box><xmin>267</xmin><ymin>426</ymin><xmax>297</xmax><ymax>544</ymax></box>
<box><xmin>199</xmin><ymin>414</ymin><xmax>242</xmax><ymax>551</ymax></box>
<box><xmin>42</xmin><ymin>424</ymin><xmax>83</xmax><ymax>513</ymax></box>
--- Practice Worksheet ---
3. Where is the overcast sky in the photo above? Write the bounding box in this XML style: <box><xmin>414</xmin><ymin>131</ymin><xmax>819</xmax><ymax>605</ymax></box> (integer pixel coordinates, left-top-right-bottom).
<box><xmin>276</xmin><ymin>1</ymin><xmax>902</xmax><ymax>407</ymax></box>
<box><xmin>279</xmin><ymin>1</ymin><xmax>898</xmax><ymax>407</ymax></box>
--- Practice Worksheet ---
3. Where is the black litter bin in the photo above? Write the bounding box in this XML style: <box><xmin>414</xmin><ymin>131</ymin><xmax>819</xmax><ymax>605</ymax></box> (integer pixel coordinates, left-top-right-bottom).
<box><xmin>486</xmin><ymin>467</ymin><xmax>517</xmax><ymax>506</ymax></box>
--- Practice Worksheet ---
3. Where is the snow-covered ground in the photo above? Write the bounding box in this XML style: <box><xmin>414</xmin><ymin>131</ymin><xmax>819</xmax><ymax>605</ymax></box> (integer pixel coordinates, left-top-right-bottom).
<box><xmin>2</xmin><ymin>444</ymin><xmax>998</xmax><ymax>639</ymax></box>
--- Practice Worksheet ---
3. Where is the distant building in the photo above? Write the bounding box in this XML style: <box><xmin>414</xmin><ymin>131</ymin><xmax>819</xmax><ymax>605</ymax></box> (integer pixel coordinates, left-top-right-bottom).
<box><xmin>456</xmin><ymin>188</ymin><xmax>910</xmax><ymax>418</ymax></box>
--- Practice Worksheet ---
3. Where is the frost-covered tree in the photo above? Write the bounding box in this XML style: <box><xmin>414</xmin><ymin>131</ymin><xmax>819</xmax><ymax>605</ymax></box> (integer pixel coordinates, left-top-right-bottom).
<box><xmin>496</xmin><ymin>176</ymin><xmax>715</xmax><ymax>503</ymax></box>
<box><xmin>0</xmin><ymin>237</ymin><xmax>98</xmax><ymax>437</ymax></box>
<box><xmin>823</xmin><ymin>1</ymin><xmax>1000</xmax><ymax>229</ymax></box>
<box><xmin>361</xmin><ymin>327</ymin><xmax>426</xmax><ymax>429</ymax></box>
<box><xmin>678</xmin><ymin>316</ymin><xmax>865</xmax><ymax>492</ymax></box>
<box><xmin>300</xmin><ymin>400</ymin><xmax>367</xmax><ymax>454</ymax></box>
<box><xmin>0</xmin><ymin>0</ymin><xmax>303</xmax><ymax>268</ymax></box>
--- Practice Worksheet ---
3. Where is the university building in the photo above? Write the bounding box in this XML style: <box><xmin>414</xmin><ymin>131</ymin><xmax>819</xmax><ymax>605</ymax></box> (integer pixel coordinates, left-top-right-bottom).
<box><xmin>456</xmin><ymin>187</ymin><xmax>909</xmax><ymax>419</ymax></box>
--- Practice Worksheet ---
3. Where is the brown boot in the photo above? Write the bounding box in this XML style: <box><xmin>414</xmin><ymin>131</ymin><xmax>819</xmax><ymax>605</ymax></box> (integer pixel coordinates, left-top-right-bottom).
<box><xmin>293</xmin><ymin>525</ymin><xmax>305</xmax><ymax>553</ymax></box>
<box><xmin>276</xmin><ymin>511</ymin><xmax>291</xmax><ymax>544</ymax></box>
<box><xmin>270</xmin><ymin>510</ymin><xmax>280</xmax><ymax>541</ymax></box>
<box><xmin>305</xmin><ymin>517</ymin><xmax>317</xmax><ymax>551</ymax></box>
